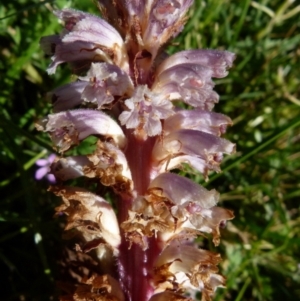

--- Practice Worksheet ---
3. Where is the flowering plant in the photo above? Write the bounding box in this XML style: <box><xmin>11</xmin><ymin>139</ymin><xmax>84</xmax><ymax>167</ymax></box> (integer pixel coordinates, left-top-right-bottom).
<box><xmin>35</xmin><ymin>154</ymin><xmax>57</xmax><ymax>183</ymax></box>
<box><xmin>37</xmin><ymin>1</ymin><xmax>235</xmax><ymax>300</ymax></box>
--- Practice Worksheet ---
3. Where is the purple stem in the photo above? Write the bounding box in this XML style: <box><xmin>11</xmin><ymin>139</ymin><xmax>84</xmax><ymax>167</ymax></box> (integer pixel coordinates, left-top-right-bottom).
<box><xmin>117</xmin><ymin>131</ymin><xmax>160</xmax><ymax>301</ymax></box>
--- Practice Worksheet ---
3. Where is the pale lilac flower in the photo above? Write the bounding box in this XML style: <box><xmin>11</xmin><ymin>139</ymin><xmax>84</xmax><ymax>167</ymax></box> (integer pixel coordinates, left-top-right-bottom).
<box><xmin>152</xmin><ymin>50</ymin><xmax>235</xmax><ymax>109</ymax></box>
<box><xmin>35</xmin><ymin>154</ymin><xmax>56</xmax><ymax>183</ymax></box>
<box><xmin>79</xmin><ymin>63</ymin><xmax>133</xmax><ymax>108</ymax></box>
<box><xmin>40</xmin><ymin>9</ymin><xmax>128</xmax><ymax>74</ymax></box>
<box><xmin>143</xmin><ymin>0</ymin><xmax>194</xmax><ymax>58</ymax></box>
<box><xmin>49</xmin><ymin>63</ymin><xmax>133</xmax><ymax>112</ymax></box>
<box><xmin>36</xmin><ymin>109</ymin><xmax>127</xmax><ymax>152</ymax></box>
<box><xmin>119</xmin><ymin>85</ymin><xmax>173</xmax><ymax>137</ymax></box>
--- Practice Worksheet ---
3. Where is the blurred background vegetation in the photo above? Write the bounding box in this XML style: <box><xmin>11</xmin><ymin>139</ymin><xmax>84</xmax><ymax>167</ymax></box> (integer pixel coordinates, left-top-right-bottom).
<box><xmin>0</xmin><ymin>0</ymin><xmax>299</xmax><ymax>300</ymax></box>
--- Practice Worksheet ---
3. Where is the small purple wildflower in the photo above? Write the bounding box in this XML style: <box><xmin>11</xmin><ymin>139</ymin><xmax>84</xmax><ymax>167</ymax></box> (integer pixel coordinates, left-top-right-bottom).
<box><xmin>35</xmin><ymin>154</ymin><xmax>56</xmax><ymax>183</ymax></box>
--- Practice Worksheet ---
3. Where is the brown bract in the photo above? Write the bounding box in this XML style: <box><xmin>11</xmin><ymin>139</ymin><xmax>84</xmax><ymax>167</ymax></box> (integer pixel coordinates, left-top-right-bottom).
<box><xmin>60</xmin><ymin>274</ymin><xmax>124</xmax><ymax>301</ymax></box>
<box><xmin>153</xmin><ymin>244</ymin><xmax>225</xmax><ymax>301</ymax></box>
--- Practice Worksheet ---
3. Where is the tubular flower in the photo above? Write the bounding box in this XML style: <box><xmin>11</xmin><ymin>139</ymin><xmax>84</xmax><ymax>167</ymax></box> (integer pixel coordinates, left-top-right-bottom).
<box><xmin>37</xmin><ymin>1</ymin><xmax>235</xmax><ymax>301</ymax></box>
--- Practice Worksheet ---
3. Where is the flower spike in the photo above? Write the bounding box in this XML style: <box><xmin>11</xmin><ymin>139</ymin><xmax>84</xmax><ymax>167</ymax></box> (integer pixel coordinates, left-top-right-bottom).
<box><xmin>38</xmin><ymin>1</ymin><xmax>235</xmax><ymax>301</ymax></box>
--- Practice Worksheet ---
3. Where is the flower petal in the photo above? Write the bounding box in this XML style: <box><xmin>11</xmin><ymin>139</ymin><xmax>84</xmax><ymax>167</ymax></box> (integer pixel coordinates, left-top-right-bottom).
<box><xmin>51</xmin><ymin>186</ymin><xmax>121</xmax><ymax>252</ymax></box>
<box><xmin>55</xmin><ymin>9</ymin><xmax>124</xmax><ymax>47</ymax></box>
<box><xmin>156</xmin><ymin>49</ymin><xmax>236</xmax><ymax>78</ymax></box>
<box><xmin>35</xmin><ymin>159</ymin><xmax>48</xmax><ymax>167</ymax></box>
<box><xmin>51</xmin><ymin>156</ymin><xmax>89</xmax><ymax>180</ymax></box>
<box><xmin>49</xmin><ymin>81</ymin><xmax>87</xmax><ymax>113</ymax></box>
<box><xmin>163</xmin><ymin>109</ymin><xmax>232</xmax><ymax>136</ymax></box>
<box><xmin>153</xmin><ymin>63</ymin><xmax>218</xmax><ymax>108</ymax></box>
<box><xmin>36</xmin><ymin>109</ymin><xmax>126</xmax><ymax>152</ymax></box>
<box><xmin>46</xmin><ymin>40</ymin><xmax>113</xmax><ymax>75</ymax></box>
<box><xmin>154</xmin><ymin>243</ymin><xmax>225</xmax><ymax>296</ymax></box>
<box><xmin>79</xmin><ymin>63</ymin><xmax>134</xmax><ymax>107</ymax></box>
<box><xmin>143</xmin><ymin>0</ymin><xmax>193</xmax><ymax>56</ymax></box>
<box><xmin>52</xmin><ymin>142</ymin><xmax>133</xmax><ymax>194</ymax></box>
<box><xmin>148</xmin><ymin>173</ymin><xmax>219</xmax><ymax>209</ymax></box>
<box><xmin>119</xmin><ymin>85</ymin><xmax>173</xmax><ymax>137</ymax></box>
<box><xmin>43</xmin><ymin>9</ymin><xmax>128</xmax><ymax>74</ymax></box>
<box><xmin>35</xmin><ymin>166</ymin><xmax>49</xmax><ymax>180</ymax></box>
<box><xmin>46</xmin><ymin>174</ymin><xmax>56</xmax><ymax>184</ymax></box>
<box><xmin>156</xmin><ymin>154</ymin><xmax>220</xmax><ymax>177</ymax></box>
<box><xmin>152</xmin><ymin>129</ymin><xmax>235</xmax><ymax>164</ymax></box>
<box><xmin>186</xmin><ymin>206</ymin><xmax>234</xmax><ymax>245</ymax></box>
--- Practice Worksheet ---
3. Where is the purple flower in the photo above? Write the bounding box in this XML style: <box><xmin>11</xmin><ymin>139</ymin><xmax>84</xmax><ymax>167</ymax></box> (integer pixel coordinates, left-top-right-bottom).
<box><xmin>35</xmin><ymin>154</ymin><xmax>56</xmax><ymax>183</ymax></box>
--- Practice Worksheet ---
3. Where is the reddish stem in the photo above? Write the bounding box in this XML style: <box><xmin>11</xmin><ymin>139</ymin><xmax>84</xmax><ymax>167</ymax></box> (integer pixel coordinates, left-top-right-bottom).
<box><xmin>117</xmin><ymin>131</ymin><xmax>160</xmax><ymax>301</ymax></box>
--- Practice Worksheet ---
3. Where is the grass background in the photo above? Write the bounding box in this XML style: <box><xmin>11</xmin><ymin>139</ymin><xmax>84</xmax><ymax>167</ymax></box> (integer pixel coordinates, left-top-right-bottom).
<box><xmin>0</xmin><ymin>0</ymin><xmax>300</xmax><ymax>300</ymax></box>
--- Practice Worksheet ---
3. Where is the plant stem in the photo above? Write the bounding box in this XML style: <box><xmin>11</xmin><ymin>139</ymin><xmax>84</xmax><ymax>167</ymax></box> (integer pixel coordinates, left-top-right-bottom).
<box><xmin>117</xmin><ymin>131</ymin><xmax>158</xmax><ymax>301</ymax></box>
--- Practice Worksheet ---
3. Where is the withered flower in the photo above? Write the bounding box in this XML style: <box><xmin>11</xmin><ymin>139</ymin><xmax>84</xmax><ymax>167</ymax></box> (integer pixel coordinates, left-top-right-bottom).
<box><xmin>37</xmin><ymin>1</ymin><xmax>235</xmax><ymax>301</ymax></box>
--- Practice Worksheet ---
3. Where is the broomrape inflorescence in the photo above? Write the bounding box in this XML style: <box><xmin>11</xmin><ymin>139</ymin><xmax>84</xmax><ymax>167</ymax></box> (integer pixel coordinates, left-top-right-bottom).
<box><xmin>37</xmin><ymin>1</ymin><xmax>236</xmax><ymax>301</ymax></box>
